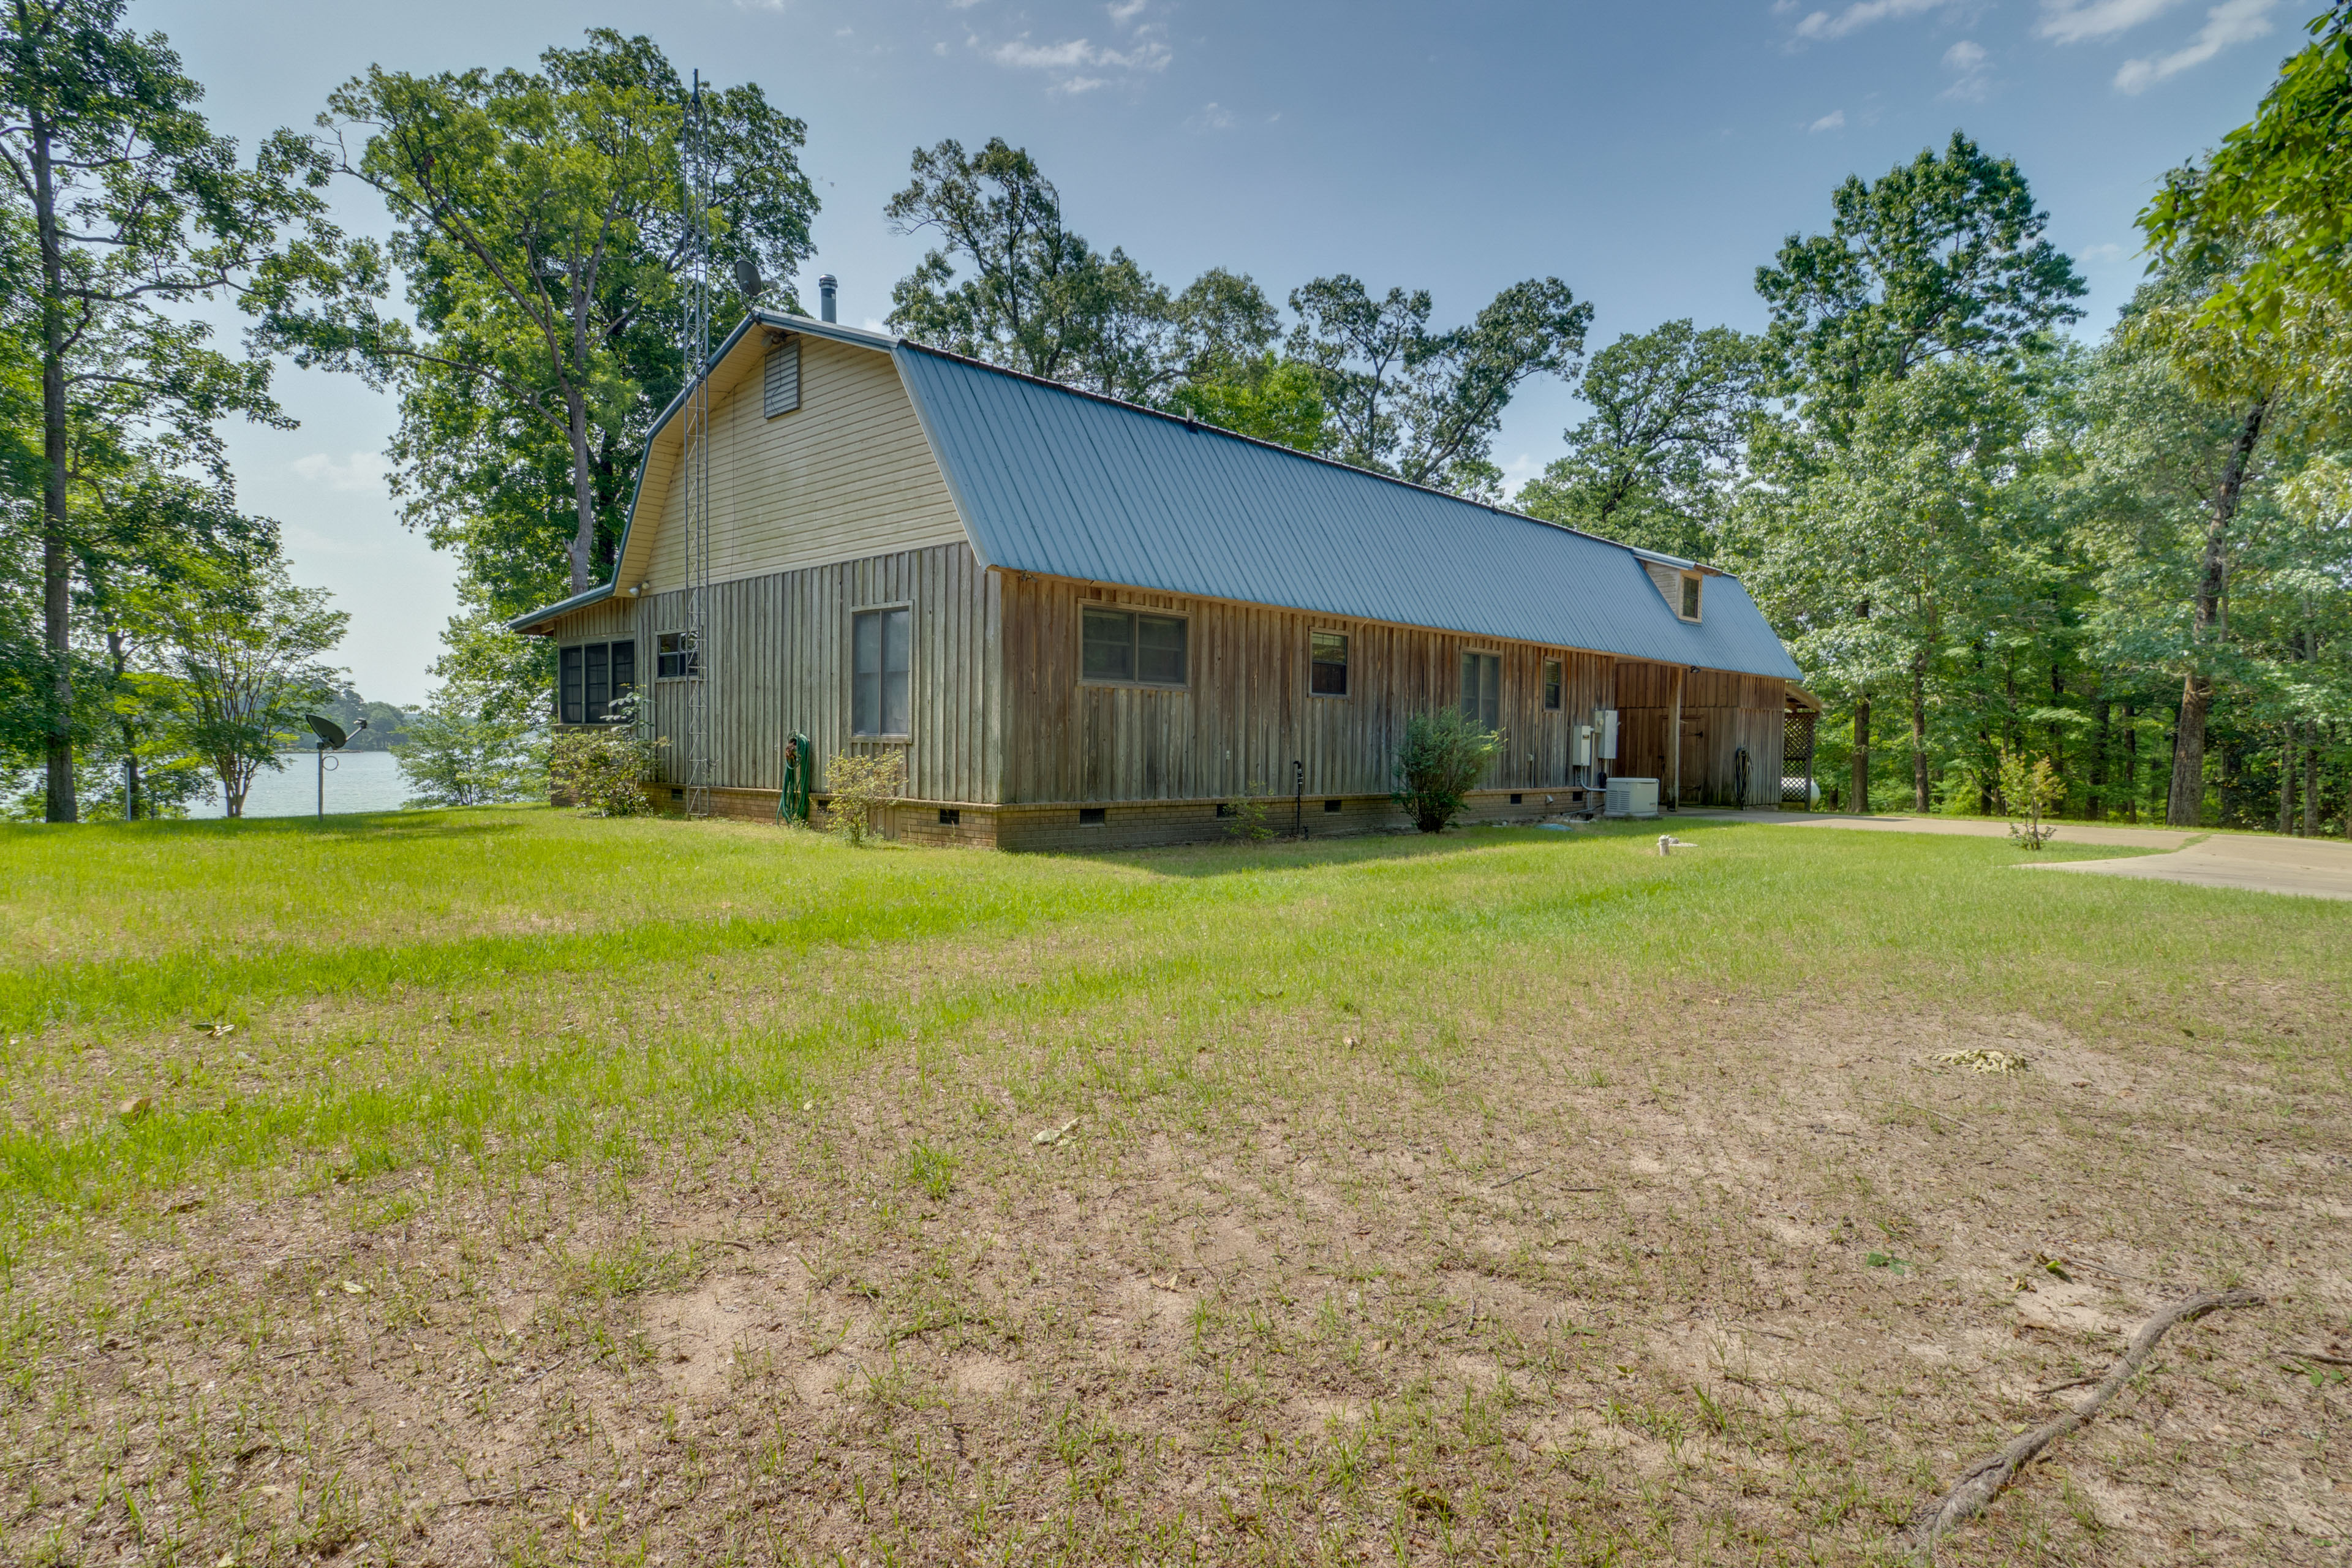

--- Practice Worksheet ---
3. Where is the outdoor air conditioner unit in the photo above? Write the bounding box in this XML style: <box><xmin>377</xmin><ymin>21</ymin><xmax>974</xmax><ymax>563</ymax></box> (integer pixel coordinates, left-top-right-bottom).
<box><xmin>1604</xmin><ymin>777</ymin><xmax>1659</xmax><ymax>819</ymax></box>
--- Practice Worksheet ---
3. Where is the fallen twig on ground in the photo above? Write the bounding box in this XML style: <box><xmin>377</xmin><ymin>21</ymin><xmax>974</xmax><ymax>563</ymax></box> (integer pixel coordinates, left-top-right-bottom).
<box><xmin>1907</xmin><ymin>1289</ymin><xmax>2263</xmax><ymax>1560</ymax></box>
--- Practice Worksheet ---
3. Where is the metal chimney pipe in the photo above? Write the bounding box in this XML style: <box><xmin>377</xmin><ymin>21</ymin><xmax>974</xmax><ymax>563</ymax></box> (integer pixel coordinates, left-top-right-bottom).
<box><xmin>818</xmin><ymin>274</ymin><xmax>837</xmax><ymax>323</ymax></box>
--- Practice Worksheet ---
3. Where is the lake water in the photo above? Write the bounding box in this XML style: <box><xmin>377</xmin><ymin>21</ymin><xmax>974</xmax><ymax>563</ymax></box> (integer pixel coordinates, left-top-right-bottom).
<box><xmin>183</xmin><ymin>749</ymin><xmax>415</xmax><ymax>819</ymax></box>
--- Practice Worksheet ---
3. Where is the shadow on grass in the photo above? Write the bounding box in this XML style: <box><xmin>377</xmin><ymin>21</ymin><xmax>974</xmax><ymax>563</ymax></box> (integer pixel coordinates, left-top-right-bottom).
<box><xmin>0</xmin><ymin>807</ymin><xmax>540</xmax><ymax>845</ymax></box>
<box><xmin>1078</xmin><ymin>820</ymin><xmax>1668</xmax><ymax>879</ymax></box>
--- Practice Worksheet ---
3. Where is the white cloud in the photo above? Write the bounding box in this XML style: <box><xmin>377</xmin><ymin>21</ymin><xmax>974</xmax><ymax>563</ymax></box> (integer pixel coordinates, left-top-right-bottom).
<box><xmin>2035</xmin><ymin>0</ymin><xmax>2185</xmax><ymax>42</ymax></box>
<box><xmin>2115</xmin><ymin>0</ymin><xmax>2276</xmax><ymax>91</ymax></box>
<box><xmin>1809</xmin><ymin>108</ymin><xmax>1847</xmax><ymax>131</ymax></box>
<box><xmin>1793</xmin><ymin>0</ymin><xmax>1953</xmax><ymax>41</ymax></box>
<box><xmin>1941</xmin><ymin>37</ymin><xmax>1991</xmax><ymax>98</ymax></box>
<box><xmin>1106</xmin><ymin>0</ymin><xmax>1148</xmax><ymax>20</ymax></box>
<box><xmin>1185</xmin><ymin>101</ymin><xmax>1235</xmax><ymax>132</ymax></box>
<box><xmin>2078</xmin><ymin>241</ymin><xmax>2127</xmax><ymax>263</ymax></box>
<box><xmin>290</xmin><ymin>451</ymin><xmax>389</xmax><ymax>494</ymax></box>
<box><xmin>986</xmin><ymin>30</ymin><xmax>1170</xmax><ymax>91</ymax></box>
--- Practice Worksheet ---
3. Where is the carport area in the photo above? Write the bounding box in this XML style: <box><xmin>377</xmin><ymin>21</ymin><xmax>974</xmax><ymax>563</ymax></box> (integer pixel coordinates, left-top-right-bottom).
<box><xmin>1681</xmin><ymin>810</ymin><xmax>2352</xmax><ymax>901</ymax></box>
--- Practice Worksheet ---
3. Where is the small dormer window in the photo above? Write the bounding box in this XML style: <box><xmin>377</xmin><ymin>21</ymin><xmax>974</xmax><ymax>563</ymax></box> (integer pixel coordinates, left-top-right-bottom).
<box><xmin>1679</xmin><ymin>574</ymin><xmax>1702</xmax><ymax>621</ymax></box>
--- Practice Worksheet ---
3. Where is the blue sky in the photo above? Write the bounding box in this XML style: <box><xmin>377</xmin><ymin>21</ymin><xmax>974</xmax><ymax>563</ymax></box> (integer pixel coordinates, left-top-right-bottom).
<box><xmin>143</xmin><ymin>0</ymin><xmax>2303</xmax><ymax>703</ymax></box>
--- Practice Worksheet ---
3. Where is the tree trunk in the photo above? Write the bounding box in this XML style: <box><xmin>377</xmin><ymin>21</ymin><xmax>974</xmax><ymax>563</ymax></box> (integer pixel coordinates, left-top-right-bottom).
<box><xmin>106</xmin><ymin>625</ymin><xmax>140</xmax><ymax>821</ymax></box>
<box><xmin>2278</xmin><ymin>725</ymin><xmax>2295</xmax><ymax>835</ymax></box>
<box><xmin>2168</xmin><ymin>398</ymin><xmax>2267</xmax><ymax>827</ymax></box>
<box><xmin>1910</xmin><ymin>653</ymin><xmax>1929</xmax><ymax>812</ymax></box>
<box><xmin>2123</xmin><ymin>704</ymin><xmax>2138</xmax><ymax>823</ymax></box>
<box><xmin>2048</xmin><ymin>664</ymin><xmax>2066</xmax><ymax>812</ymax></box>
<box><xmin>1852</xmin><ymin>692</ymin><xmax>1871</xmax><ymax>815</ymax></box>
<box><xmin>565</xmin><ymin>380</ymin><xmax>597</xmax><ymax>594</ymax></box>
<box><xmin>32</xmin><ymin>111</ymin><xmax>74</xmax><ymax>823</ymax></box>
<box><xmin>2304</xmin><ymin>722</ymin><xmax>2319</xmax><ymax>839</ymax></box>
<box><xmin>2090</xmin><ymin>696</ymin><xmax>2109</xmax><ymax>820</ymax></box>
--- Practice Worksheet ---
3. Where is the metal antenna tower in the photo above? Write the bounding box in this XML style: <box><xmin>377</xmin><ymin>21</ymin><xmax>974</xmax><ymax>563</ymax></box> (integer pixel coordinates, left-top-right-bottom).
<box><xmin>679</xmin><ymin>72</ymin><xmax>714</xmax><ymax>820</ymax></box>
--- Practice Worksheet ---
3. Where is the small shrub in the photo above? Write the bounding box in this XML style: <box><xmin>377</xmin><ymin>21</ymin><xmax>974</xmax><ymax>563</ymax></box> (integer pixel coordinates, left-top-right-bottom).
<box><xmin>549</xmin><ymin>695</ymin><xmax>665</xmax><ymax>817</ymax></box>
<box><xmin>1996</xmin><ymin>745</ymin><xmax>2064</xmax><ymax>849</ymax></box>
<box><xmin>824</xmin><ymin>748</ymin><xmax>905</xmax><ymax>844</ymax></box>
<box><xmin>1223</xmin><ymin>778</ymin><xmax>1276</xmax><ymax>842</ymax></box>
<box><xmin>1392</xmin><ymin>707</ymin><xmax>1500</xmax><ymax>834</ymax></box>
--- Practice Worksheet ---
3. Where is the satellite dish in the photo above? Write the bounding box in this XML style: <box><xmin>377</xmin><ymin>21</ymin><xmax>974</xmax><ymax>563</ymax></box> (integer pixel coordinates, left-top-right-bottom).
<box><xmin>734</xmin><ymin>255</ymin><xmax>764</xmax><ymax>301</ymax></box>
<box><xmin>305</xmin><ymin>713</ymin><xmax>349</xmax><ymax>750</ymax></box>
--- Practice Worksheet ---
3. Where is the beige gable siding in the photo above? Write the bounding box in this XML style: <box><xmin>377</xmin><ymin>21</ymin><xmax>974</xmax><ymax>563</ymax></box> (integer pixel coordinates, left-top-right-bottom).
<box><xmin>634</xmin><ymin>334</ymin><xmax>965</xmax><ymax>593</ymax></box>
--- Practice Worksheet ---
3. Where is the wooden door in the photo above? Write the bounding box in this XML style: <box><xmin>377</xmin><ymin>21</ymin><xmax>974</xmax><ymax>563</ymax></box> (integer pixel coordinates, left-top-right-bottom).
<box><xmin>1679</xmin><ymin>714</ymin><xmax>1707</xmax><ymax>804</ymax></box>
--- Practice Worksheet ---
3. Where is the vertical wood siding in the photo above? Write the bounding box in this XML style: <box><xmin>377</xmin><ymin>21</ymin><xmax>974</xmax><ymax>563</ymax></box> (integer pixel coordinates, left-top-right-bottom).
<box><xmin>1611</xmin><ymin>663</ymin><xmax>1787</xmax><ymax>807</ymax></box>
<box><xmin>544</xmin><ymin>541</ymin><xmax>999</xmax><ymax>804</ymax></box>
<box><xmin>1000</xmin><ymin>574</ymin><xmax>1627</xmax><ymax>804</ymax></box>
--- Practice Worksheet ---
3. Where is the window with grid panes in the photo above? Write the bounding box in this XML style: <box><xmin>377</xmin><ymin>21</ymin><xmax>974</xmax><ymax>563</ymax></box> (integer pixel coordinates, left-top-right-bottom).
<box><xmin>852</xmin><ymin>607</ymin><xmax>912</xmax><ymax>735</ymax></box>
<box><xmin>1460</xmin><ymin>651</ymin><xmax>1500</xmax><ymax>731</ymax></box>
<box><xmin>557</xmin><ymin>639</ymin><xmax>635</xmax><ymax>723</ymax></box>
<box><xmin>1080</xmin><ymin>606</ymin><xmax>1187</xmax><ymax>687</ymax></box>
<box><xmin>1310</xmin><ymin>631</ymin><xmax>1348</xmax><ymax>696</ymax></box>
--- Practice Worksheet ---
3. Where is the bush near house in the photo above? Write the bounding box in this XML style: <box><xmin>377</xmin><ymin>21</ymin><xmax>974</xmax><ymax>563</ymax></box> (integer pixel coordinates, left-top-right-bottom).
<box><xmin>1392</xmin><ymin>707</ymin><xmax>1501</xmax><ymax>832</ymax></box>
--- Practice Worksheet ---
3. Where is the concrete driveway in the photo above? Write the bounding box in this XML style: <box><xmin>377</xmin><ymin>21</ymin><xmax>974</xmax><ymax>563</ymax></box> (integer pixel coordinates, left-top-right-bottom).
<box><xmin>1680</xmin><ymin>810</ymin><xmax>2352</xmax><ymax>902</ymax></box>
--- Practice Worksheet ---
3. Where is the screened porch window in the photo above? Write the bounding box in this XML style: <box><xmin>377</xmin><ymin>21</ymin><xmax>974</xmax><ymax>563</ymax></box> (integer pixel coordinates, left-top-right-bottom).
<box><xmin>853</xmin><ymin>606</ymin><xmax>911</xmax><ymax>736</ymax></box>
<box><xmin>1460</xmin><ymin>651</ymin><xmax>1500</xmax><ymax>731</ymax></box>
<box><xmin>558</xmin><ymin>639</ymin><xmax>635</xmax><ymax>724</ymax></box>
<box><xmin>1082</xmin><ymin>606</ymin><xmax>1187</xmax><ymax>687</ymax></box>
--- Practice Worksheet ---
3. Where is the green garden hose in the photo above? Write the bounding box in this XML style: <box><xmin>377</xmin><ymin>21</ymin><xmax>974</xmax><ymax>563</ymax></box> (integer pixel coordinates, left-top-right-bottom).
<box><xmin>778</xmin><ymin>732</ymin><xmax>813</xmax><ymax>824</ymax></box>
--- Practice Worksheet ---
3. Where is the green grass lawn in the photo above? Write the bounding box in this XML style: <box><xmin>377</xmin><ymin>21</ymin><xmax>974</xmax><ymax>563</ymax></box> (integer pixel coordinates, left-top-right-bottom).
<box><xmin>1</xmin><ymin>809</ymin><xmax>2345</xmax><ymax>1566</ymax></box>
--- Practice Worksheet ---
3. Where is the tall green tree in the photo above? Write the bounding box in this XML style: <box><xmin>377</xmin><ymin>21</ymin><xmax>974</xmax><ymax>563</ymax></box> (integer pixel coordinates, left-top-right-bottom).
<box><xmin>884</xmin><ymin>137</ymin><xmax>1284</xmax><ymax>409</ymax></box>
<box><xmin>1285</xmin><ymin>274</ymin><xmax>1589</xmax><ymax>496</ymax></box>
<box><xmin>2142</xmin><ymin>4</ymin><xmax>2352</xmax><ymax>332</ymax></box>
<box><xmin>0</xmin><ymin>0</ymin><xmax>346</xmax><ymax>821</ymax></box>
<box><xmin>1755</xmin><ymin>131</ymin><xmax>2086</xmax><ymax>426</ymax></box>
<box><xmin>284</xmin><ymin>31</ymin><xmax>816</xmax><ymax>609</ymax></box>
<box><xmin>2113</xmin><ymin>255</ymin><xmax>2343</xmax><ymax>824</ymax></box>
<box><xmin>136</xmin><ymin>546</ymin><xmax>344</xmax><ymax>818</ymax></box>
<box><xmin>1515</xmin><ymin>320</ymin><xmax>1760</xmax><ymax>559</ymax></box>
<box><xmin>1747</xmin><ymin>132</ymin><xmax>2083</xmax><ymax>809</ymax></box>
<box><xmin>1754</xmin><ymin>359</ymin><xmax>2034</xmax><ymax>811</ymax></box>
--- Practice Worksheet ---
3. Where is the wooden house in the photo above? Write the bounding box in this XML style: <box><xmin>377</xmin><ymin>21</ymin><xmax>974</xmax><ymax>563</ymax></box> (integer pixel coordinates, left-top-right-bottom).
<box><xmin>510</xmin><ymin>311</ymin><xmax>1804</xmax><ymax>848</ymax></box>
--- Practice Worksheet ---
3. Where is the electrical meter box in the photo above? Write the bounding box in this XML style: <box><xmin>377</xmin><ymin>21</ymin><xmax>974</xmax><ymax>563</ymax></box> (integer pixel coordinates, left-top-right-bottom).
<box><xmin>1572</xmin><ymin>724</ymin><xmax>1594</xmax><ymax>766</ymax></box>
<box><xmin>1597</xmin><ymin>708</ymin><xmax>1619</xmax><ymax>761</ymax></box>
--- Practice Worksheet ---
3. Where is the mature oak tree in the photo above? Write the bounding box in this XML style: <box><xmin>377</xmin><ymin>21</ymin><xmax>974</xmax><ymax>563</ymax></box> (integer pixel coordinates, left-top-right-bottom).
<box><xmin>1286</xmin><ymin>274</ymin><xmax>1589</xmax><ymax>496</ymax></box>
<box><xmin>285</xmin><ymin>31</ymin><xmax>817</xmax><ymax>606</ymax></box>
<box><xmin>1515</xmin><ymin>319</ymin><xmax>1760</xmax><ymax>559</ymax></box>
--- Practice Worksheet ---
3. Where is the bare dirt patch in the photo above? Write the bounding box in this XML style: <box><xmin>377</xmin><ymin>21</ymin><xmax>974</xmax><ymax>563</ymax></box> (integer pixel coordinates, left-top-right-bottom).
<box><xmin>5</xmin><ymin>979</ymin><xmax>2350</xmax><ymax>1566</ymax></box>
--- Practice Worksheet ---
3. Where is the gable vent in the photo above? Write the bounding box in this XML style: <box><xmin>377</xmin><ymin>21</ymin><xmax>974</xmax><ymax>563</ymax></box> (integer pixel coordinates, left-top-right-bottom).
<box><xmin>763</xmin><ymin>335</ymin><xmax>801</xmax><ymax>418</ymax></box>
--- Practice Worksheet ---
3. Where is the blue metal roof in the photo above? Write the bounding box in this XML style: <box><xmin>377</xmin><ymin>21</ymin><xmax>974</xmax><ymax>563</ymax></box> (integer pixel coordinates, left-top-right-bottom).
<box><xmin>893</xmin><ymin>344</ymin><xmax>1800</xmax><ymax>680</ymax></box>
